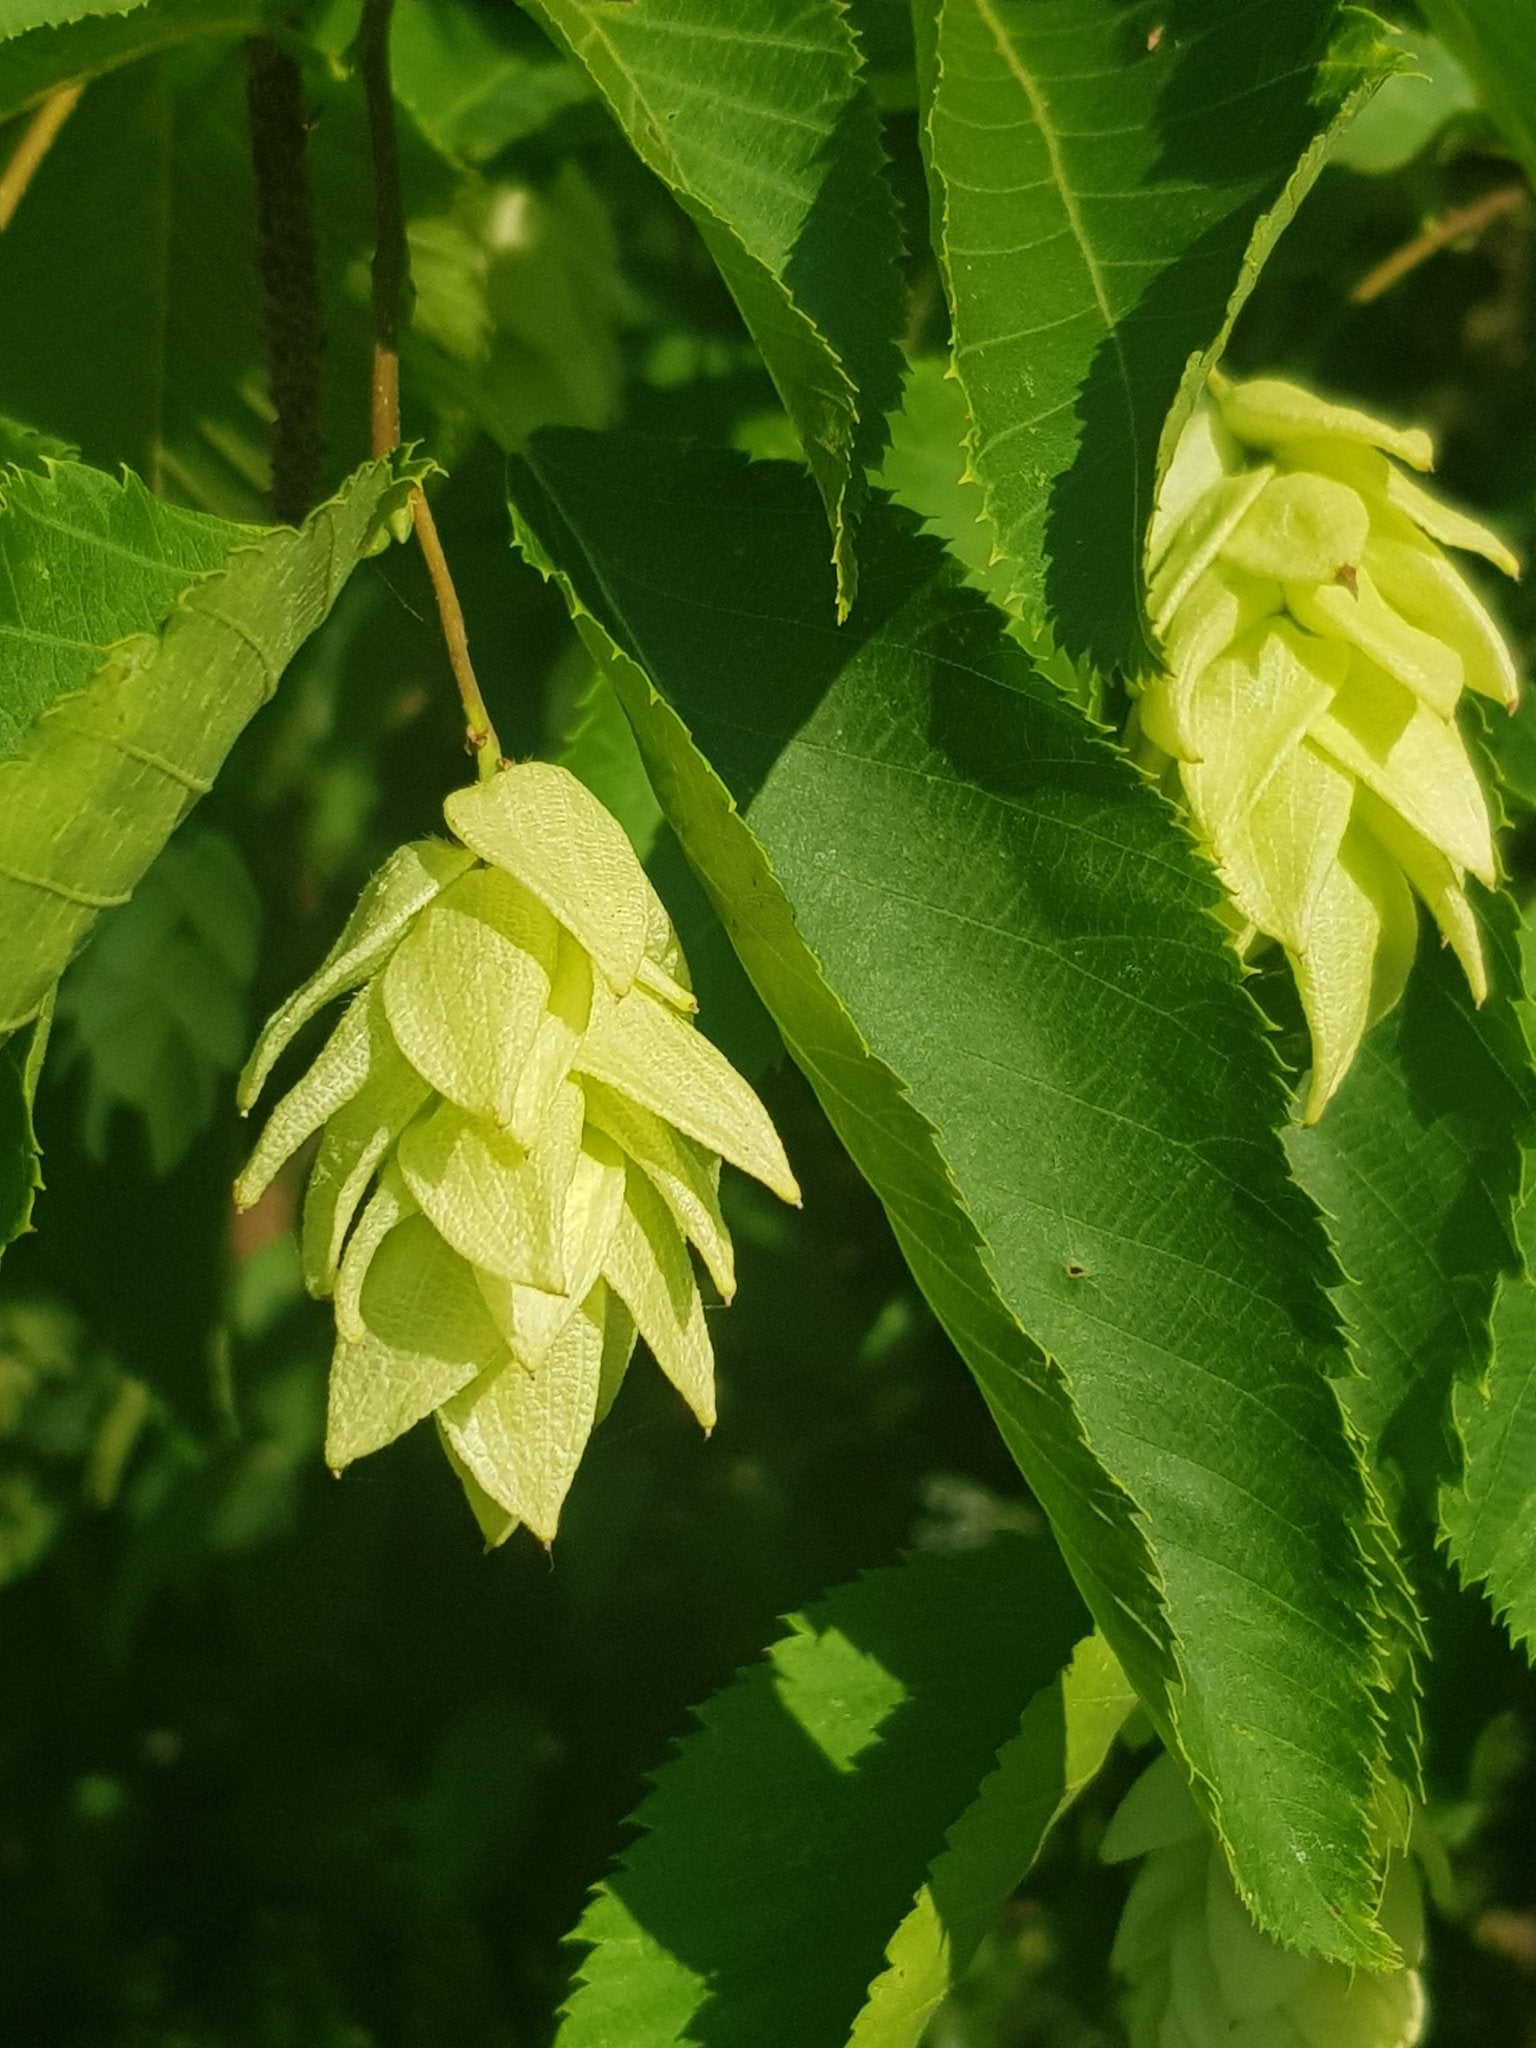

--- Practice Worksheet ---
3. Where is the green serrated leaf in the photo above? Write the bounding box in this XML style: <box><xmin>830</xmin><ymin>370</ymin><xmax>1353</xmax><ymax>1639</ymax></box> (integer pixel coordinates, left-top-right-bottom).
<box><xmin>0</xmin><ymin>453</ymin><xmax>417</xmax><ymax>1036</ymax></box>
<box><xmin>847</xmin><ymin>1632</ymin><xmax>1135</xmax><ymax>2048</ymax></box>
<box><xmin>385</xmin><ymin>0</ymin><xmax>592</xmax><ymax>161</ymax></box>
<box><xmin>0</xmin><ymin>999</ymin><xmax>49</xmax><ymax>1259</ymax></box>
<box><xmin>54</xmin><ymin>824</ymin><xmax>260</xmax><ymax>1175</ymax></box>
<box><xmin>510</xmin><ymin>430</ymin><xmax>1401</xmax><ymax>1964</ymax></box>
<box><xmin>0</xmin><ymin>0</ymin><xmax>151</xmax><ymax>39</ymax></box>
<box><xmin>557</xmin><ymin>1537</ymin><xmax>1088</xmax><ymax>2048</ymax></box>
<box><xmin>1330</xmin><ymin>30</ymin><xmax>1478</xmax><ymax>177</ymax></box>
<box><xmin>1441</xmin><ymin>896</ymin><xmax>1536</xmax><ymax>1658</ymax></box>
<box><xmin>0</xmin><ymin>0</ymin><xmax>254</xmax><ymax>121</ymax></box>
<box><xmin>1442</xmin><ymin>1188</ymin><xmax>1536</xmax><ymax>1663</ymax></box>
<box><xmin>1288</xmin><ymin>889</ymin><xmax>1536</xmax><ymax>1491</ymax></box>
<box><xmin>915</xmin><ymin>0</ymin><xmax>1391</xmax><ymax>673</ymax></box>
<box><xmin>520</xmin><ymin>0</ymin><xmax>905</xmax><ymax>614</ymax></box>
<box><xmin>0</xmin><ymin>461</ymin><xmax>253</xmax><ymax>760</ymax></box>
<box><xmin>1419</xmin><ymin>0</ymin><xmax>1536</xmax><ymax>184</ymax></box>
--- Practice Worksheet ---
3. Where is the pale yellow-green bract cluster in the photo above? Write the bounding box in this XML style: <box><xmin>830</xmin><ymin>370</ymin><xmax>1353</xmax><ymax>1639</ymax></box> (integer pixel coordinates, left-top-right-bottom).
<box><xmin>1104</xmin><ymin>1754</ymin><xmax>1427</xmax><ymax>2048</ymax></box>
<box><xmin>235</xmin><ymin>762</ymin><xmax>799</xmax><ymax>1545</ymax></box>
<box><xmin>1132</xmin><ymin>371</ymin><xmax>1521</xmax><ymax>1119</ymax></box>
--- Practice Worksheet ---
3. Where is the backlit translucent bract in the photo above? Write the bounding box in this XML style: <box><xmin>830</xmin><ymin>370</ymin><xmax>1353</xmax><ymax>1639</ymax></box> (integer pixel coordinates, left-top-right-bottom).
<box><xmin>236</xmin><ymin>761</ymin><xmax>799</xmax><ymax>1544</ymax></box>
<box><xmin>1105</xmin><ymin>1753</ymin><xmax>1427</xmax><ymax>2048</ymax></box>
<box><xmin>1133</xmin><ymin>372</ymin><xmax>1521</xmax><ymax>1119</ymax></box>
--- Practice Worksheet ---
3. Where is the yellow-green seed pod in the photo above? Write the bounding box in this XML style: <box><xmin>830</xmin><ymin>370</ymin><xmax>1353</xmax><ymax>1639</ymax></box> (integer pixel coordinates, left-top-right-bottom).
<box><xmin>1104</xmin><ymin>1753</ymin><xmax>1428</xmax><ymax>2048</ymax></box>
<box><xmin>235</xmin><ymin>761</ymin><xmax>799</xmax><ymax>1546</ymax></box>
<box><xmin>1134</xmin><ymin>371</ymin><xmax>1522</xmax><ymax>1120</ymax></box>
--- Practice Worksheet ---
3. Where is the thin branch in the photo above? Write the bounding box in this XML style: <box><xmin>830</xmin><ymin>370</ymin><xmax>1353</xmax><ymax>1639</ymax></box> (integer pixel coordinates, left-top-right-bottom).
<box><xmin>245</xmin><ymin>37</ymin><xmax>324</xmax><ymax>524</ymax></box>
<box><xmin>358</xmin><ymin>0</ymin><xmax>405</xmax><ymax>460</ymax></box>
<box><xmin>0</xmin><ymin>81</ymin><xmax>84</xmax><ymax>234</ymax></box>
<box><xmin>1351</xmin><ymin>183</ymin><xmax>1527</xmax><ymax>306</ymax></box>
<box><xmin>356</xmin><ymin>0</ymin><xmax>501</xmax><ymax>774</ymax></box>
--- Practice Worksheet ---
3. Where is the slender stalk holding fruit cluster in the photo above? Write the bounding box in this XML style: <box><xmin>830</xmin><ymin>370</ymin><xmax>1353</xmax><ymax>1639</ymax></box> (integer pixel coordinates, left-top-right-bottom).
<box><xmin>357</xmin><ymin>0</ymin><xmax>501</xmax><ymax>774</ymax></box>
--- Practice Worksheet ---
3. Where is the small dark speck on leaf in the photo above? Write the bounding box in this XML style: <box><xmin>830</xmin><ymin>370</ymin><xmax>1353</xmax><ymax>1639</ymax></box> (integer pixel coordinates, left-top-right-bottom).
<box><xmin>1334</xmin><ymin>563</ymin><xmax>1359</xmax><ymax>596</ymax></box>
<box><xmin>1064</xmin><ymin>1262</ymin><xmax>1088</xmax><ymax>1279</ymax></box>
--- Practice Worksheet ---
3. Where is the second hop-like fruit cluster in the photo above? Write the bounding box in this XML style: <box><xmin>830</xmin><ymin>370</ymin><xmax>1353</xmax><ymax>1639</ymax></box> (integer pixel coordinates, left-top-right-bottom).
<box><xmin>1132</xmin><ymin>371</ymin><xmax>1521</xmax><ymax>1118</ymax></box>
<box><xmin>235</xmin><ymin>761</ymin><xmax>798</xmax><ymax>1544</ymax></box>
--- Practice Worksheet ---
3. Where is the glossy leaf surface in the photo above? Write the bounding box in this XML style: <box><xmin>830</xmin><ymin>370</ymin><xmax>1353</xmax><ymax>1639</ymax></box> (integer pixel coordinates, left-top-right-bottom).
<box><xmin>510</xmin><ymin>429</ymin><xmax>1399</xmax><ymax>1961</ymax></box>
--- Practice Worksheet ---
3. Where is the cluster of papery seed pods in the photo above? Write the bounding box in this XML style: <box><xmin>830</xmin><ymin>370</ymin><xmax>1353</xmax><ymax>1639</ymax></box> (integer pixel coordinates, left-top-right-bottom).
<box><xmin>1132</xmin><ymin>371</ymin><xmax>1521</xmax><ymax>1118</ymax></box>
<box><xmin>1104</xmin><ymin>1753</ymin><xmax>1427</xmax><ymax>2048</ymax></box>
<box><xmin>235</xmin><ymin>762</ymin><xmax>799</xmax><ymax>1544</ymax></box>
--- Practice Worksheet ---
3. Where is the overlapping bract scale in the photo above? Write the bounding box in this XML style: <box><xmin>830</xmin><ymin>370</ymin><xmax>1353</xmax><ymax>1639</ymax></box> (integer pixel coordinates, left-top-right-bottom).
<box><xmin>1104</xmin><ymin>1754</ymin><xmax>1427</xmax><ymax>2048</ymax></box>
<box><xmin>1133</xmin><ymin>372</ymin><xmax>1521</xmax><ymax>1119</ymax></box>
<box><xmin>236</xmin><ymin>762</ymin><xmax>798</xmax><ymax>1544</ymax></box>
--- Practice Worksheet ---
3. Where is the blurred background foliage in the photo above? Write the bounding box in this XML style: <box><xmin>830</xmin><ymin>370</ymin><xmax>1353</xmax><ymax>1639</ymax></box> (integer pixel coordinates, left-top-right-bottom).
<box><xmin>1</xmin><ymin>0</ymin><xmax>1536</xmax><ymax>2041</ymax></box>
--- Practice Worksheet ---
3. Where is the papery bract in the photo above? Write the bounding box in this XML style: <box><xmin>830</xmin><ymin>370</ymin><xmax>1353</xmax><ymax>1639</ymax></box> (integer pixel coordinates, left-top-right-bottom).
<box><xmin>1133</xmin><ymin>372</ymin><xmax>1521</xmax><ymax>1119</ymax></box>
<box><xmin>236</xmin><ymin>761</ymin><xmax>798</xmax><ymax>1544</ymax></box>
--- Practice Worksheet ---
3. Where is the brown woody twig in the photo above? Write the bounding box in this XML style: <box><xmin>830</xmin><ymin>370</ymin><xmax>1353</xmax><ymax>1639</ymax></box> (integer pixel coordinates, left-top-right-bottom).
<box><xmin>0</xmin><ymin>81</ymin><xmax>84</xmax><ymax>234</ymax></box>
<box><xmin>357</xmin><ymin>0</ymin><xmax>502</xmax><ymax>774</ymax></box>
<box><xmin>1351</xmin><ymin>183</ymin><xmax>1527</xmax><ymax>306</ymax></box>
<box><xmin>245</xmin><ymin>37</ymin><xmax>325</xmax><ymax>524</ymax></box>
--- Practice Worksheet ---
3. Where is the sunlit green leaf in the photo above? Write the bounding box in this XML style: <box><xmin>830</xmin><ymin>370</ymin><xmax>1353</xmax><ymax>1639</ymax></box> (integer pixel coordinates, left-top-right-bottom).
<box><xmin>0</xmin><ymin>0</ymin><xmax>254</xmax><ymax>121</ymax></box>
<box><xmin>510</xmin><ymin>430</ymin><xmax>1402</xmax><ymax>1963</ymax></box>
<box><xmin>557</xmin><ymin>1537</ymin><xmax>1089</xmax><ymax>2048</ymax></box>
<box><xmin>1288</xmin><ymin>892</ymin><xmax>1534</xmax><ymax>1488</ymax></box>
<box><xmin>54</xmin><ymin>825</ymin><xmax>260</xmax><ymax>1175</ymax></box>
<box><xmin>846</xmin><ymin>1633</ymin><xmax>1134</xmax><ymax>2048</ymax></box>
<box><xmin>521</xmin><ymin>0</ymin><xmax>905</xmax><ymax>612</ymax></box>
<box><xmin>916</xmin><ymin>0</ymin><xmax>1391</xmax><ymax>672</ymax></box>
<box><xmin>0</xmin><ymin>453</ymin><xmax>417</xmax><ymax>1035</ymax></box>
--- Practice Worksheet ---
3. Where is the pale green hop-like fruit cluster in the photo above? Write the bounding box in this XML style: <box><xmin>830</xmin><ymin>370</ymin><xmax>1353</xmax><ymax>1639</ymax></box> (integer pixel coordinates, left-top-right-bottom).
<box><xmin>1132</xmin><ymin>371</ymin><xmax>1521</xmax><ymax>1119</ymax></box>
<box><xmin>1103</xmin><ymin>1753</ymin><xmax>1426</xmax><ymax>2048</ymax></box>
<box><xmin>235</xmin><ymin>762</ymin><xmax>800</xmax><ymax>1545</ymax></box>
